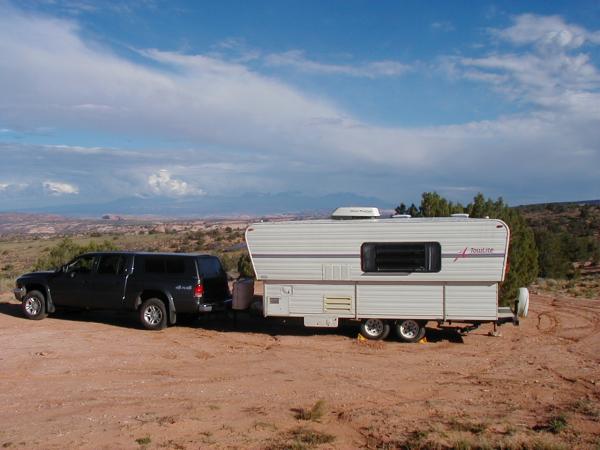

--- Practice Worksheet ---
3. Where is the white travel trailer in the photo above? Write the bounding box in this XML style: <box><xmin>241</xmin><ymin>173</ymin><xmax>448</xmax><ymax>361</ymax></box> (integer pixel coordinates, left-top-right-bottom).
<box><xmin>244</xmin><ymin>207</ymin><xmax>529</xmax><ymax>342</ymax></box>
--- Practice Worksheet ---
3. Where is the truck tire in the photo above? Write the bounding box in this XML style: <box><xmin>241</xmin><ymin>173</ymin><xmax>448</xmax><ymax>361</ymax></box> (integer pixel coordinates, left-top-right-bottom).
<box><xmin>22</xmin><ymin>290</ymin><xmax>47</xmax><ymax>320</ymax></box>
<box><xmin>360</xmin><ymin>319</ymin><xmax>390</xmax><ymax>340</ymax></box>
<box><xmin>395</xmin><ymin>319</ymin><xmax>426</xmax><ymax>343</ymax></box>
<box><xmin>139</xmin><ymin>298</ymin><xmax>167</xmax><ymax>330</ymax></box>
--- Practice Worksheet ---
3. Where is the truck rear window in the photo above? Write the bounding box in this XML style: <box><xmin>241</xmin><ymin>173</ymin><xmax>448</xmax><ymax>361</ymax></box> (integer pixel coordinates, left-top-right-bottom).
<box><xmin>197</xmin><ymin>257</ymin><xmax>223</xmax><ymax>278</ymax></box>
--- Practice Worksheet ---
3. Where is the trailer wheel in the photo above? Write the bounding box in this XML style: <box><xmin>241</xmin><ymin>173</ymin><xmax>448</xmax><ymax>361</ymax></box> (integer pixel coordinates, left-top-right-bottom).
<box><xmin>360</xmin><ymin>319</ymin><xmax>390</xmax><ymax>340</ymax></box>
<box><xmin>396</xmin><ymin>319</ymin><xmax>426</xmax><ymax>343</ymax></box>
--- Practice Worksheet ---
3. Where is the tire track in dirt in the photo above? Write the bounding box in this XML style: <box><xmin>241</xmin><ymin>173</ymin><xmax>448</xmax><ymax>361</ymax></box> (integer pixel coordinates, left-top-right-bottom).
<box><xmin>533</xmin><ymin>295</ymin><xmax>600</xmax><ymax>343</ymax></box>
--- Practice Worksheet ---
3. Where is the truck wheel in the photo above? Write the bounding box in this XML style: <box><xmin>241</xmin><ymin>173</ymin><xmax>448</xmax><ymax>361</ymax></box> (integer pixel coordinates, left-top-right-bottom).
<box><xmin>22</xmin><ymin>290</ymin><xmax>47</xmax><ymax>320</ymax></box>
<box><xmin>139</xmin><ymin>298</ymin><xmax>167</xmax><ymax>330</ymax></box>
<box><xmin>396</xmin><ymin>319</ymin><xmax>426</xmax><ymax>343</ymax></box>
<box><xmin>360</xmin><ymin>319</ymin><xmax>390</xmax><ymax>340</ymax></box>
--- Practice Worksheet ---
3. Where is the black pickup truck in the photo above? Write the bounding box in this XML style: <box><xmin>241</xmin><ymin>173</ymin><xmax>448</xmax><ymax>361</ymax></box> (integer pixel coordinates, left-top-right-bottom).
<box><xmin>13</xmin><ymin>252</ymin><xmax>231</xmax><ymax>330</ymax></box>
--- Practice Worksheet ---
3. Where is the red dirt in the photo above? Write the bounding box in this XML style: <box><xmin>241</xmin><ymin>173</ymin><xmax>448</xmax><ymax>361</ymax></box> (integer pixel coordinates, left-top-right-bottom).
<box><xmin>0</xmin><ymin>293</ymin><xmax>599</xmax><ymax>449</ymax></box>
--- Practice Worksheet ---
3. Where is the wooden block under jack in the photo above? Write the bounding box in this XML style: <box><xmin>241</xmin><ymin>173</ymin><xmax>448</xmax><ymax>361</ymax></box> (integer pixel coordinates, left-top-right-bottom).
<box><xmin>488</xmin><ymin>322</ymin><xmax>502</xmax><ymax>337</ymax></box>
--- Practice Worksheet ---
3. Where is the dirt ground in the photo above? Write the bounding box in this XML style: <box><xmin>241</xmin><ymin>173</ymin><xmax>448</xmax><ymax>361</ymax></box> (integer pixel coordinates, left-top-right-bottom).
<box><xmin>0</xmin><ymin>293</ymin><xmax>599</xmax><ymax>450</ymax></box>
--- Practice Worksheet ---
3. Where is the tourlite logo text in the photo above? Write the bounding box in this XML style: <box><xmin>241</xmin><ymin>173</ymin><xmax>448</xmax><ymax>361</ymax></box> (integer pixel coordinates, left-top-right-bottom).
<box><xmin>454</xmin><ymin>247</ymin><xmax>494</xmax><ymax>262</ymax></box>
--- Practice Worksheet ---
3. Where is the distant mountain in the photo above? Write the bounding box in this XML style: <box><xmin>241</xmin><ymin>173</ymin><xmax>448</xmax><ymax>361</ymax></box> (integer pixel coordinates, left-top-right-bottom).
<box><xmin>516</xmin><ymin>199</ymin><xmax>600</xmax><ymax>208</ymax></box>
<box><xmin>7</xmin><ymin>192</ymin><xmax>390</xmax><ymax>218</ymax></box>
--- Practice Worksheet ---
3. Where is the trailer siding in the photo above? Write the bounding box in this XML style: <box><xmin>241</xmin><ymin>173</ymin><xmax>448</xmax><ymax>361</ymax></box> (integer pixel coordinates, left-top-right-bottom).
<box><xmin>247</xmin><ymin>218</ymin><xmax>509</xmax><ymax>323</ymax></box>
<box><xmin>356</xmin><ymin>283</ymin><xmax>443</xmax><ymax>318</ymax></box>
<box><xmin>445</xmin><ymin>283</ymin><xmax>498</xmax><ymax>320</ymax></box>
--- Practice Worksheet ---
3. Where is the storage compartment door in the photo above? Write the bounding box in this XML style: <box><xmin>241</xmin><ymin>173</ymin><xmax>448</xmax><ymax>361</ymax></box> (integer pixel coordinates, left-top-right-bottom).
<box><xmin>444</xmin><ymin>283</ymin><xmax>497</xmax><ymax>321</ymax></box>
<box><xmin>264</xmin><ymin>284</ymin><xmax>290</xmax><ymax>316</ymax></box>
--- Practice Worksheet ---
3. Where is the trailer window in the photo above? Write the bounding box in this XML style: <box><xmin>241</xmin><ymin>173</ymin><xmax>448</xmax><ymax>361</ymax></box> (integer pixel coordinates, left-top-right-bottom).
<box><xmin>361</xmin><ymin>242</ymin><xmax>441</xmax><ymax>273</ymax></box>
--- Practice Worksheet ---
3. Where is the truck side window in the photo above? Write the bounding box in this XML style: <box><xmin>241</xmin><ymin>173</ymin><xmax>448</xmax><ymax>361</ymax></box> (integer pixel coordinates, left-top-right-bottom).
<box><xmin>144</xmin><ymin>257</ymin><xmax>165</xmax><ymax>274</ymax></box>
<box><xmin>165</xmin><ymin>258</ymin><xmax>185</xmax><ymax>274</ymax></box>
<box><xmin>143</xmin><ymin>256</ymin><xmax>186</xmax><ymax>274</ymax></box>
<box><xmin>66</xmin><ymin>255</ymin><xmax>96</xmax><ymax>274</ymax></box>
<box><xmin>97</xmin><ymin>255</ymin><xmax>124</xmax><ymax>275</ymax></box>
<box><xmin>361</xmin><ymin>242</ymin><xmax>441</xmax><ymax>273</ymax></box>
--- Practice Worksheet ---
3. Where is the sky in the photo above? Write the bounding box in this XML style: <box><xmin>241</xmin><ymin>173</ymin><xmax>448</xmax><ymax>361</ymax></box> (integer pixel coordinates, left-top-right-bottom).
<box><xmin>0</xmin><ymin>0</ymin><xmax>599</xmax><ymax>213</ymax></box>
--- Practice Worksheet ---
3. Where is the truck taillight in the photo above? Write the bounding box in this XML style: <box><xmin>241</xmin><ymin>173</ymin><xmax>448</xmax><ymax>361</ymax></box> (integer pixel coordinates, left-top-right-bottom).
<box><xmin>194</xmin><ymin>283</ymin><xmax>204</xmax><ymax>298</ymax></box>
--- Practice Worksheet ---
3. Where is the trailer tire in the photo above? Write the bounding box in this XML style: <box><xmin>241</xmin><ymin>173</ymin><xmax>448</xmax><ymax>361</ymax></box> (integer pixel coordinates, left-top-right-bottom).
<box><xmin>396</xmin><ymin>319</ymin><xmax>426</xmax><ymax>343</ymax></box>
<box><xmin>22</xmin><ymin>290</ymin><xmax>47</xmax><ymax>320</ymax></box>
<box><xmin>360</xmin><ymin>319</ymin><xmax>390</xmax><ymax>340</ymax></box>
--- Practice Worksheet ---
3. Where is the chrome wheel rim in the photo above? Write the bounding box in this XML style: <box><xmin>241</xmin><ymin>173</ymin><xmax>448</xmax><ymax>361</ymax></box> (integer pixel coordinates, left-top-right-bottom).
<box><xmin>399</xmin><ymin>320</ymin><xmax>420</xmax><ymax>339</ymax></box>
<box><xmin>144</xmin><ymin>305</ymin><xmax>163</xmax><ymax>326</ymax></box>
<box><xmin>364</xmin><ymin>319</ymin><xmax>384</xmax><ymax>337</ymax></box>
<box><xmin>25</xmin><ymin>297</ymin><xmax>41</xmax><ymax>316</ymax></box>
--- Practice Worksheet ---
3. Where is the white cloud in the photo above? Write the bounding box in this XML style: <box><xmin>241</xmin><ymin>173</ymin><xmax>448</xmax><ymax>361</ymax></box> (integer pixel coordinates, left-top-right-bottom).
<box><xmin>446</xmin><ymin>14</ymin><xmax>600</xmax><ymax>116</ymax></box>
<box><xmin>147</xmin><ymin>169</ymin><xmax>204</xmax><ymax>197</ymax></box>
<box><xmin>43</xmin><ymin>181</ymin><xmax>79</xmax><ymax>195</ymax></box>
<box><xmin>494</xmin><ymin>14</ymin><xmax>600</xmax><ymax>50</ymax></box>
<box><xmin>0</xmin><ymin>6</ymin><xmax>598</xmax><ymax>206</ymax></box>
<box><xmin>0</xmin><ymin>181</ymin><xmax>28</xmax><ymax>193</ymax></box>
<box><xmin>431</xmin><ymin>21</ymin><xmax>455</xmax><ymax>32</ymax></box>
<box><xmin>264</xmin><ymin>50</ymin><xmax>410</xmax><ymax>78</ymax></box>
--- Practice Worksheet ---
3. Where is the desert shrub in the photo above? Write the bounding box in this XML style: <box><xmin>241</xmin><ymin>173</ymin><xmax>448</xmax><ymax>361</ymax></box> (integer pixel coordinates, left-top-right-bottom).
<box><xmin>219</xmin><ymin>253</ymin><xmax>238</xmax><ymax>272</ymax></box>
<box><xmin>237</xmin><ymin>253</ymin><xmax>255</xmax><ymax>278</ymax></box>
<box><xmin>546</xmin><ymin>414</ymin><xmax>568</xmax><ymax>434</ymax></box>
<box><xmin>294</xmin><ymin>400</ymin><xmax>327</xmax><ymax>422</ymax></box>
<box><xmin>32</xmin><ymin>238</ymin><xmax>118</xmax><ymax>271</ymax></box>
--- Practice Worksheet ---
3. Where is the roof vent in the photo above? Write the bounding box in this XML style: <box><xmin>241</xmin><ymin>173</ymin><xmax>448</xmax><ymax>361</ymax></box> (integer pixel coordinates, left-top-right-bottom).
<box><xmin>451</xmin><ymin>213</ymin><xmax>470</xmax><ymax>218</ymax></box>
<box><xmin>392</xmin><ymin>214</ymin><xmax>412</xmax><ymax>218</ymax></box>
<box><xmin>331</xmin><ymin>207</ymin><xmax>380</xmax><ymax>220</ymax></box>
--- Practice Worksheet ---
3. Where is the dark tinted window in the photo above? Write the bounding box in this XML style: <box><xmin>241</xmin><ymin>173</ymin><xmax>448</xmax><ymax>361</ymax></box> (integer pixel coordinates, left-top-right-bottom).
<box><xmin>66</xmin><ymin>255</ymin><xmax>95</xmax><ymax>274</ymax></box>
<box><xmin>143</xmin><ymin>256</ymin><xmax>187</xmax><ymax>274</ymax></box>
<box><xmin>197</xmin><ymin>257</ymin><xmax>223</xmax><ymax>278</ymax></box>
<box><xmin>144</xmin><ymin>257</ymin><xmax>165</xmax><ymax>274</ymax></box>
<box><xmin>97</xmin><ymin>255</ymin><xmax>124</xmax><ymax>275</ymax></box>
<box><xmin>361</xmin><ymin>242</ymin><xmax>441</xmax><ymax>273</ymax></box>
<box><xmin>165</xmin><ymin>257</ymin><xmax>185</xmax><ymax>274</ymax></box>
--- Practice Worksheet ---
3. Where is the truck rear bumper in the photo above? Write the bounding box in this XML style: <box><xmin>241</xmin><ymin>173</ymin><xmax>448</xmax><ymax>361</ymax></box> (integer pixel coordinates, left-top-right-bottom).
<box><xmin>198</xmin><ymin>298</ymin><xmax>232</xmax><ymax>313</ymax></box>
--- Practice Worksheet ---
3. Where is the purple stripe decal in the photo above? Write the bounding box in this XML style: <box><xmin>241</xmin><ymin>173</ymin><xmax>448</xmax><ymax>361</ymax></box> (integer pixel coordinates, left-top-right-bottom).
<box><xmin>252</xmin><ymin>254</ymin><xmax>358</xmax><ymax>258</ymax></box>
<box><xmin>252</xmin><ymin>253</ymin><xmax>505</xmax><ymax>259</ymax></box>
<box><xmin>442</xmin><ymin>253</ymin><xmax>504</xmax><ymax>258</ymax></box>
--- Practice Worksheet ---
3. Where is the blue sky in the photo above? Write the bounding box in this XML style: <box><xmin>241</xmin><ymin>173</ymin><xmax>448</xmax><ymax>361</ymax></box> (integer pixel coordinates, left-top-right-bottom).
<box><xmin>0</xmin><ymin>0</ymin><xmax>599</xmax><ymax>212</ymax></box>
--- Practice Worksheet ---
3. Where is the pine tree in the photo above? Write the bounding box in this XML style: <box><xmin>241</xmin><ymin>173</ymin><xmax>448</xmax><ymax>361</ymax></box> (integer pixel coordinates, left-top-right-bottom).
<box><xmin>396</xmin><ymin>192</ymin><xmax>538</xmax><ymax>305</ymax></box>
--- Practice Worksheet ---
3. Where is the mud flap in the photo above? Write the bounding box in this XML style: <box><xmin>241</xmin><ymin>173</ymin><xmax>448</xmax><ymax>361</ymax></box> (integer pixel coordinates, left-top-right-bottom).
<box><xmin>167</xmin><ymin>296</ymin><xmax>176</xmax><ymax>325</ymax></box>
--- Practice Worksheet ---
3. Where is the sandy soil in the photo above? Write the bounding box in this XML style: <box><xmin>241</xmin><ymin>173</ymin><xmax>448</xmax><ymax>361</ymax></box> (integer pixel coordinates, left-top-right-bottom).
<box><xmin>0</xmin><ymin>293</ymin><xmax>599</xmax><ymax>449</ymax></box>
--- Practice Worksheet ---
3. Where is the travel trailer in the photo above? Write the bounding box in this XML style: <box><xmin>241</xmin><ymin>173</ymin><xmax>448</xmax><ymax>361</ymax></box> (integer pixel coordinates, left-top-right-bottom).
<box><xmin>242</xmin><ymin>207</ymin><xmax>529</xmax><ymax>342</ymax></box>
